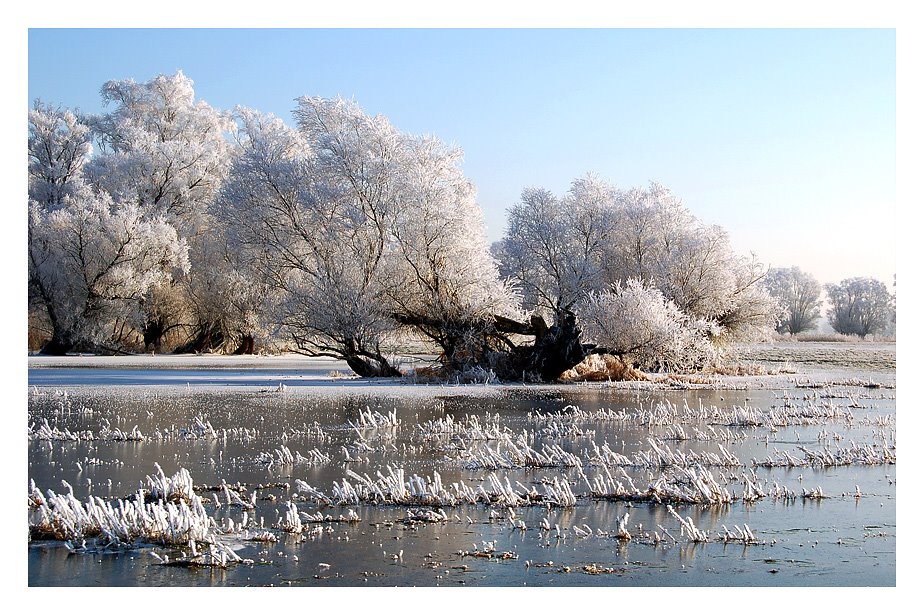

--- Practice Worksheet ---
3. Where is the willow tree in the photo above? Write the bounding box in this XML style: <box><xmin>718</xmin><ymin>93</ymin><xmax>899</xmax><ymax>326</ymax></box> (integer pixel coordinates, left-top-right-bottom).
<box><xmin>763</xmin><ymin>266</ymin><xmax>822</xmax><ymax>334</ymax></box>
<box><xmin>825</xmin><ymin>277</ymin><xmax>895</xmax><ymax>338</ymax></box>
<box><xmin>497</xmin><ymin>175</ymin><xmax>778</xmax><ymax>375</ymax></box>
<box><xmin>28</xmin><ymin>192</ymin><xmax>188</xmax><ymax>354</ymax></box>
<box><xmin>28</xmin><ymin>102</ymin><xmax>189</xmax><ymax>354</ymax></box>
<box><xmin>218</xmin><ymin>99</ymin><xmax>516</xmax><ymax>376</ymax></box>
<box><xmin>85</xmin><ymin>71</ymin><xmax>238</xmax><ymax>351</ymax></box>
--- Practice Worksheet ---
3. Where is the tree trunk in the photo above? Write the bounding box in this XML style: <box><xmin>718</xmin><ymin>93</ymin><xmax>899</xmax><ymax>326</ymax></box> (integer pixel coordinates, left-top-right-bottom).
<box><xmin>344</xmin><ymin>353</ymin><xmax>402</xmax><ymax>378</ymax></box>
<box><xmin>174</xmin><ymin>322</ymin><xmax>225</xmax><ymax>354</ymax></box>
<box><xmin>143</xmin><ymin>319</ymin><xmax>167</xmax><ymax>353</ymax></box>
<box><xmin>341</xmin><ymin>337</ymin><xmax>402</xmax><ymax>377</ymax></box>
<box><xmin>40</xmin><ymin>333</ymin><xmax>75</xmax><ymax>356</ymax></box>
<box><xmin>492</xmin><ymin>311</ymin><xmax>588</xmax><ymax>382</ymax></box>
<box><xmin>524</xmin><ymin>311</ymin><xmax>587</xmax><ymax>381</ymax></box>
<box><xmin>233</xmin><ymin>334</ymin><xmax>255</xmax><ymax>355</ymax></box>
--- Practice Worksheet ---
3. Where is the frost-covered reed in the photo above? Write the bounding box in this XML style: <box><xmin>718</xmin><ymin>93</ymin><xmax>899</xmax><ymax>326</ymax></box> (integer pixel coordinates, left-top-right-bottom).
<box><xmin>801</xmin><ymin>486</ymin><xmax>827</xmax><ymax>499</ymax></box>
<box><xmin>300</xmin><ymin>508</ymin><xmax>361</xmax><ymax>524</ymax></box>
<box><xmin>650</xmin><ymin>467</ymin><xmax>733</xmax><ymax>504</ymax></box>
<box><xmin>31</xmin><ymin>477</ymin><xmax>215</xmax><ymax>546</ymax></box>
<box><xmin>312</xmin><ymin>466</ymin><xmax>580</xmax><ymax>508</ymax></box>
<box><xmin>150</xmin><ymin>541</ymin><xmax>245</xmax><ymax>568</ymax></box>
<box><xmin>460</xmin><ymin>432</ymin><xmax>583</xmax><ymax>469</ymax></box>
<box><xmin>638</xmin><ymin>439</ymin><xmax>742</xmax><ymax>468</ymax></box>
<box><xmin>536</xmin><ymin>421</ymin><xmax>595</xmax><ymax>439</ymax></box>
<box><xmin>133</xmin><ymin>416</ymin><xmax>259</xmax><ymax>443</ymax></box>
<box><xmin>615</xmin><ymin>512</ymin><xmax>632</xmax><ymax>541</ymax></box>
<box><xmin>282</xmin><ymin>421</ymin><xmax>330</xmax><ymax>442</ymax></box>
<box><xmin>585</xmin><ymin>438</ymin><xmax>742</xmax><ymax>469</ymax></box>
<box><xmin>220</xmin><ymin>482</ymin><xmax>256</xmax><ymax>509</ymax></box>
<box><xmin>278</xmin><ymin>501</ymin><xmax>303</xmax><ymax>533</ymax></box>
<box><xmin>28</xmin><ymin>418</ymin><xmax>145</xmax><ymax>442</ymax></box>
<box><xmin>412</xmin><ymin>413</ymin><xmax>509</xmax><ymax>442</ymax></box>
<box><xmin>331</xmin><ymin>467</ymin><xmax>470</xmax><ymax>506</ymax></box>
<box><xmin>667</xmin><ymin>505</ymin><xmax>710</xmax><ymax>542</ymax></box>
<box><xmin>662</xmin><ymin>424</ymin><xmax>740</xmax><ymax>442</ymax></box>
<box><xmin>529</xmin><ymin>404</ymin><xmax>634</xmax><ymax>425</ymax></box>
<box><xmin>721</xmin><ymin>405</ymin><xmax>764</xmax><ymax>427</ymax></box>
<box><xmin>720</xmin><ymin>523</ymin><xmax>758</xmax><ymax>544</ymax></box>
<box><xmin>182</xmin><ymin>415</ymin><xmax>218</xmax><ymax>439</ymax></box>
<box><xmin>403</xmin><ymin>508</ymin><xmax>448</xmax><ymax>523</ymax></box>
<box><xmin>146</xmin><ymin>463</ymin><xmax>197</xmax><ymax>504</ymax></box>
<box><xmin>526</xmin><ymin>396</ymin><xmax>862</xmax><ymax>437</ymax></box>
<box><xmin>294</xmin><ymin>479</ymin><xmax>334</xmax><ymax>505</ymax></box>
<box><xmin>586</xmin><ymin>465</ymin><xmax>732</xmax><ymax>505</ymax></box>
<box><xmin>253</xmin><ymin>445</ymin><xmax>331</xmax><ymax>467</ymax></box>
<box><xmin>28</xmin><ymin>418</ymin><xmax>94</xmax><ymax>442</ymax></box>
<box><xmin>242</xmin><ymin>529</ymin><xmax>278</xmax><ymax>542</ymax></box>
<box><xmin>349</xmin><ymin>407</ymin><xmax>400</xmax><ymax>430</ymax></box>
<box><xmin>539</xmin><ymin>476</ymin><xmax>577</xmax><ymax>507</ymax></box>
<box><xmin>753</xmin><ymin>441</ymin><xmax>896</xmax><ymax>468</ymax></box>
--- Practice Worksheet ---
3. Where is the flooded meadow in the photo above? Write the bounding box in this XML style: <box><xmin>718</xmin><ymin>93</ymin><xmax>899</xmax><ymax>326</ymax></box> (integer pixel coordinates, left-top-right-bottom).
<box><xmin>27</xmin><ymin>350</ymin><xmax>896</xmax><ymax>587</ymax></box>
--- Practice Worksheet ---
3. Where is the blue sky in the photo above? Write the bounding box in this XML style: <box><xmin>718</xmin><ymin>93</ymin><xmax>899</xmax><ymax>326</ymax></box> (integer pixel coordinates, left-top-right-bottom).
<box><xmin>27</xmin><ymin>27</ymin><xmax>896</xmax><ymax>286</ymax></box>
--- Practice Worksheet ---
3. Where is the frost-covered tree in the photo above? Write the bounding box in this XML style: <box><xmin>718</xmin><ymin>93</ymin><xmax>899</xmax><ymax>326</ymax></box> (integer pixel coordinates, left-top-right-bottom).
<box><xmin>763</xmin><ymin>266</ymin><xmax>822</xmax><ymax>334</ymax></box>
<box><xmin>500</xmin><ymin>177</ymin><xmax>775</xmax><ymax>345</ymax></box>
<box><xmin>28</xmin><ymin>194</ymin><xmax>188</xmax><ymax>354</ymax></box>
<box><xmin>577</xmin><ymin>279</ymin><xmax>716</xmax><ymax>371</ymax></box>
<box><xmin>28</xmin><ymin>103</ymin><xmax>190</xmax><ymax>354</ymax></box>
<box><xmin>86</xmin><ymin>71</ymin><xmax>233</xmax><ymax>224</ymax></box>
<box><xmin>218</xmin><ymin>106</ymin><xmax>402</xmax><ymax>376</ymax></box>
<box><xmin>825</xmin><ymin>277</ymin><xmax>895</xmax><ymax>338</ymax></box>
<box><xmin>604</xmin><ymin>182</ymin><xmax>774</xmax><ymax>340</ymax></box>
<box><xmin>379</xmin><ymin>131</ymin><xmax>518</xmax><ymax>370</ymax></box>
<box><xmin>84</xmin><ymin>71</ymin><xmax>236</xmax><ymax>351</ymax></box>
<box><xmin>219</xmin><ymin>99</ymin><xmax>516</xmax><ymax>376</ymax></box>
<box><xmin>497</xmin><ymin>176</ymin><xmax>613</xmax><ymax>325</ymax></box>
<box><xmin>713</xmin><ymin>255</ymin><xmax>780</xmax><ymax>343</ymax></box>
<box><xmin>171</xmin><ymin>226</ymin><xmax>268</xmax><ymax>354</ymax></box>
<box><xmin>497</xmin><ymin>176</ymin><xmax>777</xmax><ymax>374</ymax></box>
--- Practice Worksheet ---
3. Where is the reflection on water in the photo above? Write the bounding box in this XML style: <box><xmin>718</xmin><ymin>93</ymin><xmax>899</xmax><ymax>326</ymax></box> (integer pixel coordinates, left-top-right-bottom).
<box><xmin>28</xmin><ymin>383</ymin><xmax>896</xmax><ymax>586</ymax></box>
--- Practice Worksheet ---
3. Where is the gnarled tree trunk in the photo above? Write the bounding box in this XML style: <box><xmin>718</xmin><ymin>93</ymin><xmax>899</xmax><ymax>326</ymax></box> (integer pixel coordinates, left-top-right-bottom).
<box><xmin>493</xmin><ymin>311</ymin><xmax>588</xmax><ymax>382</ymax></box>
<box><xmin>342</xmin><ymin>337</ymin><xmax>402</xmax><ymax>378</ymax></box>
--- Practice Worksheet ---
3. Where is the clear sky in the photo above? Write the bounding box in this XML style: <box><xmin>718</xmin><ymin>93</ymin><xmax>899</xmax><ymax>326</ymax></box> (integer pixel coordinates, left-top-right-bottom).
<box><xmin>27</xmin><ymin>27</ymin><xmax>896</xmax><ymax>287</ymax></box>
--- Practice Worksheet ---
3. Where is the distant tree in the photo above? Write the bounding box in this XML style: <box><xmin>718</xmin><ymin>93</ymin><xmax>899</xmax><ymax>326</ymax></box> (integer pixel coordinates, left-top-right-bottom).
<box><xmin>825</xmin><ymin>277</ymin><xmax>895</xmax><ymax>338</ymax></box>
<box><xmin>762</xmin><ymin>267</ymin><xmax>821</xmax><ymax>334</ymax></box>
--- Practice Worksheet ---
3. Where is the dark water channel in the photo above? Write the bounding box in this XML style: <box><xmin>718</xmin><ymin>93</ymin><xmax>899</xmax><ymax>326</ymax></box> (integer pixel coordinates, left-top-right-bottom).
<box><xmin>27</xmin><ymin>380</ymin><xmax>896</xmax><ymax>587</ymax></box>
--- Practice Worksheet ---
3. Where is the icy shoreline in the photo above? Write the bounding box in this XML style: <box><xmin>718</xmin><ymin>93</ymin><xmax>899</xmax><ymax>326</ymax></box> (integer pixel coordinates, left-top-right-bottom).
<box><xmin>27</xmin><ymin>343</ymin><xmax>896</xmax><ymax>397</ymax></box>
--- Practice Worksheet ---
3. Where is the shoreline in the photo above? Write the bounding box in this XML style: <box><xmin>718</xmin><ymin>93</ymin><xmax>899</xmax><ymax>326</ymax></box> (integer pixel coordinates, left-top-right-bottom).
<box><xmin>26</xmin><ymin>343</ymin><xmax>896</xmax><ymax>396</ymax></box>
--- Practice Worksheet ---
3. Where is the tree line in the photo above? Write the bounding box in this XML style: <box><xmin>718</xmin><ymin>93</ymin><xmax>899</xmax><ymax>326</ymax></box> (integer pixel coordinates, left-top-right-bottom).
<box><xmin>27</xmin><ymin>72</ymin><xmax>895</xmax><ymax>380</ymax></box>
